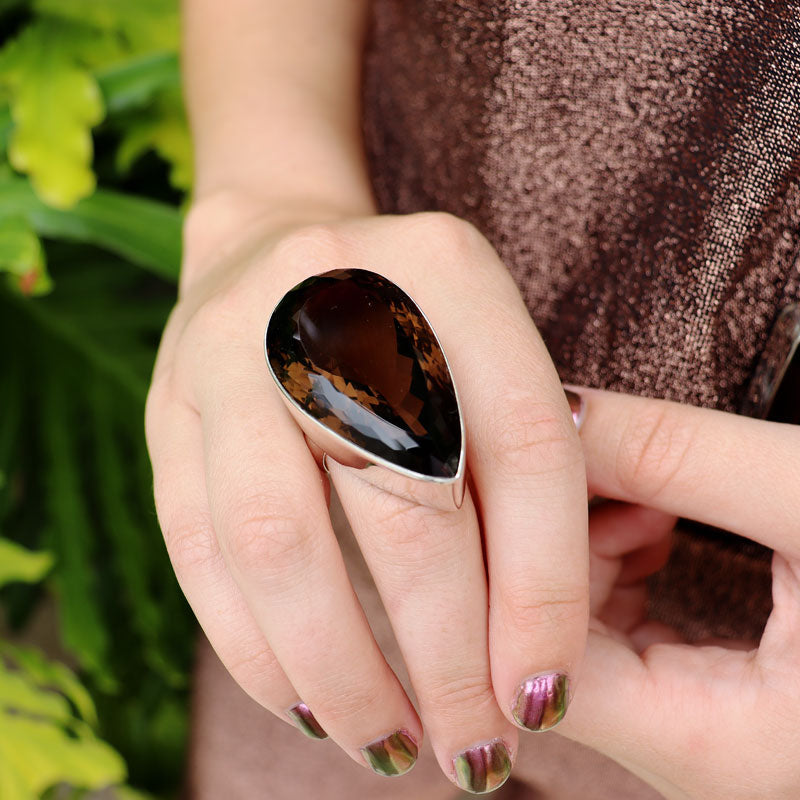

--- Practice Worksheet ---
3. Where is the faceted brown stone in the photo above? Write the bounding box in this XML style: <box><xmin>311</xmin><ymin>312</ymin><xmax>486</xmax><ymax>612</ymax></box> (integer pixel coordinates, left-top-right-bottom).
<box><xmin>265</xmin><ymin>269</ymin><xmax>461</xmax><ymax>478</ymax></box>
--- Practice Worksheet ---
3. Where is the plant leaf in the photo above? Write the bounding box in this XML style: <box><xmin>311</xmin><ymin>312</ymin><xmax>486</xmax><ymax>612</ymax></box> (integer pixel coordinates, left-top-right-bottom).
<box><xmin>0</xmin><ymin>643</ymin><xmax>98</xmax><ymax>725</ymax></box>
<box><xmin>0</xmin><ymin>215</ymin><xmax>51</xmax><ymax>295</ymax></box>
<box><xmin>97</xmin><ymin>52</ymin><xmax>180</xmax><ymax>115</ymax></box>
<box><xmin>0</xmin><ymin>538</ymin><xmax>53</xmax><ymax>587</ymax></box>
<box><xmin>116</xmin><ymin>91</ymin><xmax>192</xmax><ymax>191</ymax></box>
<box><xmin>0</xmin><ymin>664</ymin><xmax>71</xmax><ymax>722</ymax></box>
<box><xmin>40</xmin><ymin>369</ymin><xmax>115</xmax><ymax>690</ymax></box>
<box><xmin>33</xmin><ymin>0</ymin><xmax>180</xmax><ymax>52</ymax></box>
<box><xmin>0</xmin><ymin>713</ymin><xmax>126</xmax><ymax>796</ymax></box>
<box><xmin>0</xmin><ymin>20</ymin><xmax>105</xmax><ymax>208</ymax></box>
<box><xmin>0</xmin><ymin>173</ymin><xmax>181</xmax><ymax>282</ymax></box>
<box><xmin>0</xmin><ymin>243</ymin><xmax>193</xmax><ymax>722</ymax></box>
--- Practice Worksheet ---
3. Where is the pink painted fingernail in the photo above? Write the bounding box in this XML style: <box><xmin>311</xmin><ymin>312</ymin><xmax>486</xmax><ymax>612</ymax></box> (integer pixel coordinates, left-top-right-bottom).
<box><xmin>453</xmin><ymin>738</ymin><xmax>512</xmax><ymax>794</ymax></box>
<box><xmin>564</xmin><ymin>389</ymin><xmax>585</xmax><ymax>431</ymax></box>
<box><xmin>512</xmin><ymin>672</ymin><xmax>570</xmax><ymax>731</ymax></box>
<box><xmin>287</xmin><ymin>702</ymin><xmax>328</xmax><ymax>740</ymax></box>
<box><xmin>360</xmin><ymin>729</ymin><xmax>418</xmax><ymax>777</ymax></box>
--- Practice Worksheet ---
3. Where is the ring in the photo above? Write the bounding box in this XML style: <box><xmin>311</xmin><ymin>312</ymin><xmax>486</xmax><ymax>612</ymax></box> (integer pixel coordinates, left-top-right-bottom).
<box><xmin>264</xmin><ymin>269</ymin><xmax>466</xmax><ymax>510</ymax></box>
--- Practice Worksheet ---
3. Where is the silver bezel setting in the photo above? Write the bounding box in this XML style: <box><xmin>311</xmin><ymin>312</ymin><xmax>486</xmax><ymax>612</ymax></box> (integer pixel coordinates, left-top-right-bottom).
<box><xmin>264</xmin><ymin>273</ymin><xmax>467</xmax><ymax>511</ymax></box>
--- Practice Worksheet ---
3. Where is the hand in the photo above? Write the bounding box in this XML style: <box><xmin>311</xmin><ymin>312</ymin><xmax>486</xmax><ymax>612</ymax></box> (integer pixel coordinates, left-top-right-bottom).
<box><xmin>560</xmin><ymin>388</ymin><xmax>800</xmax><ymax>800</ymax></box>
<box><xmin>145</xmin><ymin>206</ymin><xmax>589</xmax><ymax>791</ymax></box>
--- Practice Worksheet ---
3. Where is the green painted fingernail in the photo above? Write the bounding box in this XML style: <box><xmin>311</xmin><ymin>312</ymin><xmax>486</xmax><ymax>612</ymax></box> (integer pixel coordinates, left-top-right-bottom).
<box><xmin>287</xmin><ymin>702</ymin><xmax>327</xmax><ymax>740</ymax></box>
<box><xmin>454</xmin><ymin>738</ymin><xmax>512</xmax><ymax>794</ymax></box>
<box><xmin>512</xmin><ymin>672</ymin><xmax>570</xmax><ymax>731</ymax></box>
<box><xmin>360</xmin><ymin>729</ymin><xmax>418</xmax><ymax>777</ymax></box>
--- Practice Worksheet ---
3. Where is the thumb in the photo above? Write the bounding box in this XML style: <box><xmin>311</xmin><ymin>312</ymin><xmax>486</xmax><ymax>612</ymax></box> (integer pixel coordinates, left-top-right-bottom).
<box><xmin>758</xmin><ymin>552</ymin><xmax>800</xmax><ymax>673</ymax></box>
<box><xmin>556</xmin><ymin>630</ymin><xmax>651</xmax><ymax>757</ymax></box>
<box><xmin>556</xmin><ymin>630</ymin><xmax>730</xmax><ymax>797</ymax></box>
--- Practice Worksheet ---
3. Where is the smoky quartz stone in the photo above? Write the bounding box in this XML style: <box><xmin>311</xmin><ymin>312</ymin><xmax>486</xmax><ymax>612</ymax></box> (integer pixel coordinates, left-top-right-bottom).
<box><xmin>265</xmin><ymin>269</ymin><xmax>462</xmax><ymax>479</ymax></box>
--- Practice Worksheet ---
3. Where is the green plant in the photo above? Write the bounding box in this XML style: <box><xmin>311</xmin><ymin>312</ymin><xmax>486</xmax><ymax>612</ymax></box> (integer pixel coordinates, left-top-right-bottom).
<box><xmin>0</xmin><ymin>0</ymin><xmax>189</xmax><ymax>291</ymax></box>
<box><xmin>0</xmin><ymin>1</ymin><xmax>195</xmax><ymax>797</ymax></box>
<box><xmin>0</xmin><ymin>542</ymin><xmax>127</xmax><ymax>799</ymax></box>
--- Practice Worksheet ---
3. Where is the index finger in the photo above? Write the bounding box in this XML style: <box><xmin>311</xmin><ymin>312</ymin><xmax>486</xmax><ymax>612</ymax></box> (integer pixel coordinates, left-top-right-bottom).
<box><xmin>571</xmin><ymin>387</ymin><xmax>800</xmax><ymax>556</ymax></box>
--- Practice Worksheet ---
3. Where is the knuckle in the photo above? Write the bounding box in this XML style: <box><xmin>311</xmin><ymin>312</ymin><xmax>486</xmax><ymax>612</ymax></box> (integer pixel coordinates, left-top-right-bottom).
<box><xmin>312</xmin><ymin>675</ymin><xmax>387</xmax><ymax>725</ymax></box>
<box><xmin>362</xmin><ymin>489</ymin><xmax>465</xmax><ymax>578</ymax></box>
<box><xmin>161</xmin><ymin>515</ymin><xmax>221</xmax><ymax>575</ymax></box>
<box><xmin>483</xmin><ymin>394</ymin><xmax>582</xmax><ymax>475</ymax></box>
<box><xmin>225</xmin><ymin>644</ymin><xmax>283</xmax><ymax>690</ymax></box>
<box><xmin>406</xmin><ymin>211</ymin><xmax>483</xmax><ymax>255</ymax></box>
<box><xmin>369</xmin><ymin>490</ymin><xmax>459</xmax><ymax>547</ymax></box>
<box><xmin>615</xmin><ymin>403</ymin><xmax>697</xmax><ymax>502</ymax></box>
<box><xmin>270</xmin><ymin>222</ymin><xmax>350</xmax><ymax>272</ymax></box>
<box><xmin>425</xmin><ymin>672</ymin><xmax>497</xmax><ymax>719</ymax></box>
<box><xmin>223</xmin><ymin>495</ymin><xmax>313</xmax><ymax>581</ymax></box>
<box><xmin>498</xmin><ymin>579</ymin><xmax>587</xmax><ymax>638</ymax></box>
<box><xmin>177</xmin><ymin>297</ymin><xmax>229</xmax><ymax>355</ymax></box>
<box><xmin>183</xmin><ymin>286</ymin><xmax>249</xmax><ymax>342</ymax></box>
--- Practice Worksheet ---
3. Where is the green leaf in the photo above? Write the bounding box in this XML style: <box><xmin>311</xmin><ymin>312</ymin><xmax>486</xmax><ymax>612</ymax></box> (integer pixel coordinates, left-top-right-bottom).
<box><xmin>0</xmin><ymin>215</ymin><xmax>51</xmax><ymax>295</ymax></box>
<box><xmin>0</xmin><ymin>173</ymin><xmax>181</xmax><ymax>282</ymax></box>
<box><xmin>0</xmin><ymin>665</ymin><xmax>71</xmax><ymax>722</ymax></box>
<box><xmin>0</xmin><ymin>104</ymin><xmax>11</xmax><ymax>153</ymax></box>
<box><xmin>34</xmin><ymin>0</ymin><xmax>180</xmax><ymax>52</ymax></box>
<box><xmin>0</xmin><ymin>713</ymin><xmax>126</xmax><ymax>797</ymax></box>
<box><xmin>0</xmin><ymin>20</ymin><xmax>105</xmax><ymax>208</ymax></box>
<box><xmin>117</xmin><ymin>91</ymin><xmax>192</xmax><ymax>191</ymax></box>
<box><xmin>0</xmin><ymin>244</ymin><xmax>193</xmax><ymax>752</ymax></box>
<box><xmin>40</xmin><ymin>373</ymin><xmax>115</xmax><ymax>689</ymax></box>
<box><xmin>97</xmin><ymin>52</ymin><xmax>180</xmax><ymax>115</ymax></box>
<box><xmin>0</xmin><ymin>641</ymin><xmax>125</xmax><ymax>797</ymax></box>
<box><xmin>0</xmin><ymin>644</ymin><xmax>98</xmax><ymax>725</ymax></box>
<box><xmin>0</xmin><ymin>538</ymin><xmax>53</xmax><ymax>587</ymax></box>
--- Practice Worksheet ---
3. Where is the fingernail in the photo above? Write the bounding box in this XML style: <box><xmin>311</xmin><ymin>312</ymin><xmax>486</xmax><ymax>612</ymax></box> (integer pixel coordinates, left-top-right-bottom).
<box><xmin>360</xmin><ymin>729</ymin><xmax>418</xmax><ymax>777</ymax></box>
<box><xmin>564</xmin><ymin>389</ymin><xmax>585</xmax><ymax>431</ymax></box>
<box><xmin>287</xmin><ymin>702</ymin><xmax>328</xmax><ymax>740</ymax></box>
<box><xmin>512</xmin><ymin>672</ymin><xmax>570</xmax><ymax>731</ymax></box>
<box><xmin>453</xmin><ymin>738</ymin><xmax>512</xmax><ymax>794</ymax></box>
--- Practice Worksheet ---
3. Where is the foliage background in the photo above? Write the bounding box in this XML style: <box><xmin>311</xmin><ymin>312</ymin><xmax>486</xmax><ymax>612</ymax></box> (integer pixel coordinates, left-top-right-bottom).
<box><xmin>0</xmin><ymin>1</ymin><xmax>194</xmax><ymax>796</ymax></box>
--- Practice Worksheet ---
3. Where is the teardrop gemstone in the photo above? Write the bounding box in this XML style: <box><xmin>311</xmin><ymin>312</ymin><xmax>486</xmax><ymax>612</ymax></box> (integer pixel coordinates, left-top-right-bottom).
<box><xmin>265</xmin><ymin>269</ymin><xmax>462</xmax><ymax>479</ymax></box>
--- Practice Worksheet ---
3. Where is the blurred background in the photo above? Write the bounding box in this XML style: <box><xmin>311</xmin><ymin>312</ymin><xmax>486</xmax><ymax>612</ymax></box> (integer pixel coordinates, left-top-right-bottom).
<box><xmin>0</xmin><ymin>1</ymin><xmax>195</xmax><ymax>797</ymax></box>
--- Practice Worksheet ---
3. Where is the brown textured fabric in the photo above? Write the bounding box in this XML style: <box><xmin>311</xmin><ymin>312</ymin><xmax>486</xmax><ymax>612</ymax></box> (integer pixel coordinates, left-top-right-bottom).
<box><xmin>362</xmin><ymin>0</ymin><xmax>800</xmax><ymax>794</ymax></box>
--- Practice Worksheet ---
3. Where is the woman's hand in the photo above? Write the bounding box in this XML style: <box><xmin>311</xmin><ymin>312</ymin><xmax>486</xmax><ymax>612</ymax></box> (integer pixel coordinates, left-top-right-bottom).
<box><xmin>561</xmin><ymin>388</ymin><xmax>800</xmax><ymax>800</ymax></box>
<box><xmin>145</xmin><ymin>206</ymin><xmax>589</xmax><ymax>792</ymax></box>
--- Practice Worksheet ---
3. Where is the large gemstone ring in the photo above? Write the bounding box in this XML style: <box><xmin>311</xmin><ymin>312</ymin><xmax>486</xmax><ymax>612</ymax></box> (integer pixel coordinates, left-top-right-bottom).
<box><xmin>264</xmin><ymin>269</ymin><xmax>466</xmax><ymax>510</ymax></box>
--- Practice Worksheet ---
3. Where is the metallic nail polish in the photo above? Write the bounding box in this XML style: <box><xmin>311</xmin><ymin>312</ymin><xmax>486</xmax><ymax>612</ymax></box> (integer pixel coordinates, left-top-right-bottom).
<box><xmin>564</xmin><ymin>389</ymin><xmax>585</xmax><ymax>431</ymax></box>
<box><xmin>360</xmin><ymin>729</ymin><xmax>418</xmax><ymax>777</ymax></box>
<box><xmin>512</xmin><ymin>672</ymin><xmax>570</xmax><ymax>731</ymax></box>
<box><xmin>287</xmin><ymin>702</ymin><xmax>328</xmax><ymax>740</ymax></box>
<box><xmin>453</xmin><ymin>738</ymin><xmax>512</xmax><ymax>794</ymax></box>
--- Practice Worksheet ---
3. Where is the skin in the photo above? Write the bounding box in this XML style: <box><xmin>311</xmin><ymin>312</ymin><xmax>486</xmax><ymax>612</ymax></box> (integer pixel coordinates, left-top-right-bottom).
<box><xmin>558</xmin><ymin>388</ymin><xmax>800</xmax><ymax>800</ymax></box>
<box><xmin>184</xmin><ymin>447</ymin><xmax>681</xmax><ymax>800</ymax></box>
<box><xmin>146</xmin><ymin>211</ymin><xmax>589</xmax><ymax>786</ymax></box>
<box><xmin>148</xmin><ymin>1</ymin><xmax>590</xmax><ymax>790</ymax></box>
<box><xmin>154</xmin><ymin>2</ymin><xmax>800</xmax><ymax>795</ymax></box>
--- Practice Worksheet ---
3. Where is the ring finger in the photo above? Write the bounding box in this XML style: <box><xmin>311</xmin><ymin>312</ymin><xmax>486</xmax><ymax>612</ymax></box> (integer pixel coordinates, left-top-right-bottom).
<box><xmin>329</xmin><ymin>461</ymin><xmax>518</xmax><ymax>794</ymax></box>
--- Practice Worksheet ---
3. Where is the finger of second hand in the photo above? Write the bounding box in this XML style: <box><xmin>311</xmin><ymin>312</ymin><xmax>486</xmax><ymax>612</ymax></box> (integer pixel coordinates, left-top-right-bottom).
<box><xmin>329</xmin><ymin>461</ymin><xmax>518</xmax><ymax>795</ymax></box>
<box><xmin>587</xmin><ymin>503</ymin><xmax>676</xmax><ymax>613</ymax></box>
<box><xmin>199</xmin><ymin>372</ymin><xmax>423</xmax><ymax>774</ymax></box>
<box><xmin>575</xmin><ymin>388</ymin><xmax>800</xmax><ymax>556</ymax></box>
